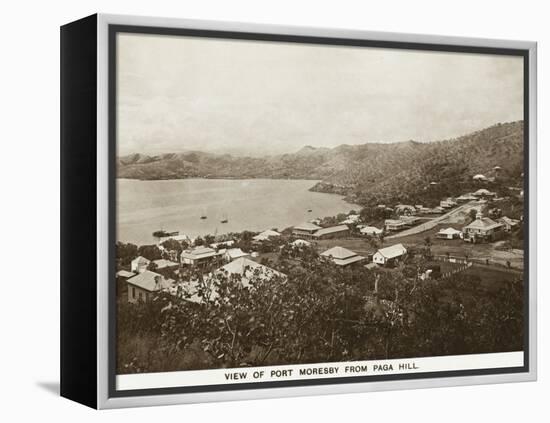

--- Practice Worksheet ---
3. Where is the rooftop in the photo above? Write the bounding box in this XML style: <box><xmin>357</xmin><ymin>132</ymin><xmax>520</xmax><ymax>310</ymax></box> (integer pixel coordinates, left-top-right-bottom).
<box><xmin>294</xmin><ymin>222</ymin><xmax>323</xmax><ymax>231</ymax></box>
<box><xmin>127</xmin><ymin>270</ymin><xmax>174</xmax><ymax>292</ymax></box>
<box><xmin>181</xmin><ymin>247</ymin><xmax>218</xmax><ymax>260</ymax></box>
<box><xmin>376</xmin><ymin>243</ymin><xmax>407</xmax><ymax>259</ymax></box>
<box><xmin>217</xmin><ymin>257</ymin><xmax>286</xmax><ymax>286</ymax></box>
<box><xmin>152</xmin><ymin>259</ymin><xmax>179</xmax><ymax>269</ymax></box>
<box><xmin>321</xmin><ymin>246</ymin><xmax>357</xmax><ymax>260</ymax></box>
<box><xmin>225</xmin><ymin>248</ymin><xmax>250</xmax><ymax>259</ymax></box>
<box><xmin>464</xmin><ymin>216</ymin><xmax>503</xmax><ymax>231</ymax></box>
<box><xmin>313</xmin><ymin>225</ymin><xmax>349</xmax><ymax>237</ymax></box>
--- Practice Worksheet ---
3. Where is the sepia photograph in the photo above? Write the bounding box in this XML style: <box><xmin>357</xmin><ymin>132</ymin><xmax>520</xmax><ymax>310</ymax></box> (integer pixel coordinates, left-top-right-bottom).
<box><xmin>113</xmin><ymin>30</ymin><xmax>526</xmax><ymax>385</ymax></box>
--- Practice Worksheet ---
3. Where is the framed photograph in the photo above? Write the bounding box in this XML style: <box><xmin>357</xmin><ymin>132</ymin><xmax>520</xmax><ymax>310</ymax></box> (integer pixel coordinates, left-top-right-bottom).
<box><xmin>60</xmin><ymin>14</ymin><xmax>537</xmax><ymax>409</ymax></box>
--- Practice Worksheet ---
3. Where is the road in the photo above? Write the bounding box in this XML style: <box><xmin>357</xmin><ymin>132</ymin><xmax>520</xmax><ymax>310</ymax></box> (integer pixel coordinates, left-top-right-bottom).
<box><xmin>386</xmin><ymin>201</ymin><xmax>479</xmax><ymax>240</ymax></box>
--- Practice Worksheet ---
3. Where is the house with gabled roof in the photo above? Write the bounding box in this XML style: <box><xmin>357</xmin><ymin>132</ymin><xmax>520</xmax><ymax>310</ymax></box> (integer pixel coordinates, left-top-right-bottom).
<box><xmin>373</xmin><ymin>244</ymin><xmax>407</xmax><ymax>267</ymax></box>
<box><xmin>126</xmin><ymin>270</ymin><xmax>174</xmax><ymax>303</ymax></box>
<box><xmin>217</xmin><ymin>257</ymin><xmax>286</xmax><ymax>287</ymax></box>
<box><xmin>360</xmin><ymin>226</ymin><xmax>383</xmax><ymax>236</ymax></box>
<box><xmin>292</xmin><ymin>222</ymin><xmax>322</xmax><ymax>238</ymax></box>
<box><xmin>131</xmin><ymin>256</ymin><xmax>150</xmax><ymax>273</ymax></box>
<box><xmin>312</xmin><ymin>224</ymin><xmax>349</xmax><ymax>239</ymax></box>
<box><xmin>180</xmin><ymin>246</ymin><xmax>220</xmax><ymax>267</ymax></box>
<box><xmin>436</xmin><ymin>227</ymin><xmax>462</xmax><ymax>240</ymax></box>
<box><xmin>224</xmin><ymin>248</ymin><xmax>250</xmax><ymax>261</ymax></box>
<box><xmin>462</xmin><ymin>212</ymin><xmax>504</xmax><ymax>242</ymax></box>
<box><xmin>321</xmin><ymin>246</ymin><xmax>366</xmax><ymax>267</ymax></box>
<box><xmin>252</xmin><ymin>229</ymin><xmax>281</xmax><ymax>242</ymax></box>
<box><xmin>499</xmin><ymin>216</ymin><xmax>520</xmax><ymax>232</ymax></box>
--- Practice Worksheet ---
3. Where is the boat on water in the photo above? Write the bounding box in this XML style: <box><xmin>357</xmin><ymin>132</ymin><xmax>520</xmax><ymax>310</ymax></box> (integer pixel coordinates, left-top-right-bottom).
<box><xmin>221</xmin><ymin>213</ymin><xmax>228</xmax><ymax>223</ymax></box>
<box><xmin>308</xmin><ymin>209</ymin><xmax>312</xmax><ymax>212</ymax></box>
<box><xmin>200</xmin><ymin>215</ymin><xmax>207</xmax><ymax>220</ymax></box>
<box><xmin>152</xmin><ymin>230</ymin><xmax>179</xmax><ymax>238</ymax></box>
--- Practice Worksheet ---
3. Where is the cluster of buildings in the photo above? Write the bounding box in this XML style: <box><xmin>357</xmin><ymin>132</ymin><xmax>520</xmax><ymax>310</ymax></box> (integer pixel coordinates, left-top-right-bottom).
<box><xmin>320</xmin><ymin>243</ymin><xmax>408</xmax><ymax>268</ymax></box>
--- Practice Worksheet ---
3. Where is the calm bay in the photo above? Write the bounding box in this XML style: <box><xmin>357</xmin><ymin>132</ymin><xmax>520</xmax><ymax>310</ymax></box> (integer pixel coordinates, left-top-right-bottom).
<box><xmin>117</xmin><ymin>178</ymin><xmax>354</xmax><ymax>245</ymax></box>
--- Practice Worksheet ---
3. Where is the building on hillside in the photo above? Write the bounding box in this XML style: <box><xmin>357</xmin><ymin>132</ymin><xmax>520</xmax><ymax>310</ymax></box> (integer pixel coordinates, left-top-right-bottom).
<box><xmin>116</xmin><ymin>270</ymin><xmax>135</xmax><ymax>279</ymax></box>
<box><xmin>217</xmin><ymin>257</ymin><xmax>286</xmax><ymax>287</ymax></box>
<box><xmin>252</xmin><ymin>229</ymin><xmax>281</xmax><ymax>242</ymax></box>
<box><xmin>157</xmin><ymin>233</ymin><xmax>191</xmax><ymax>245</ymax></box>
<box><xmin>210</xmin><ymin>240</ymin><xmax>235</xmax><ymax>249</ymax></box>
<box><xmin>180</xmin><ymin>246</ymin><xmax>220</xmax><ymax>267</ymax></box>
<box><xmin>462</xmin><ymin>212</ymin><xmax>504</xmax><ymax>243</ymax></box>
<box><xmin>385</xmin><ymin>219</ymin><xmax>406</xmax><ymax>232</ymax></box>
<box><xmin>395</xmin><ymin>204</ymin><xmax>416</xmax><ymax>215</ymax></box>
<box><xmin>151</xmin><ymin>259</ymin><xmax>179</xmax><ymax>270</ymax></box>
<box><xmin>440</xmin><ymin>200</ymin><xmax>456</xmax><ymax>209</ymax></box>
<box><xmin>360</xmin><ymin>226</ymin><xmax>383</xmax><ymax>236</ymax></box>
<box><xmin>499</xmin><ymin>216</ymin><xmax>520</xmax><ymax>232</ymax></box>
<box><xmin>436</xmin><ymin>227</ymin><xmax>462</xmax><ymax>240</ymax></box>
<box><xmin>473</xmin><ymin>188</ymin><xmax>496</xmax><ymax>198</ymax></box>
<box><xmin>291</xmin><ymin>239</ymin><xmax>311</xmax><ymax>248</ymax></box>
<box><xmin>372</xmin><ymin>244</ymin><xmax>407</xmax><ymax>267</ymax></box>
<box><xmin>473</xmin><ymin>174</ymin><xmax>488</xmax><ymax>182</ymax></box>
<box><xmin>340</xmin><ymin>214</ymin><xmax>360</xmax><ymax>224</ymax></box>
<box><xmin>399</xmin><ymin>215</ymin><xmax>420</xmax><ymax>227</ymax></box>
<box><xmin>312</xmin><ymin>224</ymin><xmax>349</xmax><ymax>240</ymax></box>
<box><xmin>292</xmin><ymin>222</ymin><xmax>322</xmax><ymax>238</ymax></box>
<box><xmin>224</xmin><ymin>248</ymin><xmax>250</xmax><ymax>261</ymax></box>
<box><xmin>131</xmin><ymin>256</ymin><xmax>150</xmax><ymax>273</ymax></box>
<box><xmin>321</xmin><ymin>246</ymin><xmax>366</xmax><ymax>267</ymax></box>
<box><xmin>126</xmin><ymin>270</ymin><xmax>174</xmax><ymax>303</ymax></box>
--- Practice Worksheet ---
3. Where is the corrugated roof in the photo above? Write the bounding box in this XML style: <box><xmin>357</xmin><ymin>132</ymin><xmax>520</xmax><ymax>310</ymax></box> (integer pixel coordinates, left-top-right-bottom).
<box><xmin>152</xmin><ymin>259</ymin><xmax>179</xmax><ymax>269</ymax></box>
<box><xmin>464</xmin><ymin>217</ymin><xmax>502</xmax><ymax>231</ymax></box>
<box><xmin>360</xmin><ymin>226</ymin><xmax>383</xmax><ymax>234</ymax></box>
<box><xmin>132</xmin><ymin>256</ymin><xmax>150</xmax><ymax>265</ymax></box>
<box><xmin>294</xmin><ymin>222</ymin><xmax>322</xmax><ymax>231</ymax></box>
<box><xmin>116</xmin><ymin>270</ymin><xmax>135</xmax><ymax>278</ymax></box>
<box><xmin>376</xmin><ymin>243</ymin><xmax>407</xmax><ymax>259</ymax></box>
<box><xmin>180</xmin><ymin>247</ymin><xmax>218</xmax><ymax>260</ymax></box>
<box><xmin>321</xmin><ymin>246</ymin><xmax>357</xmax><ymax>260</ymax></box>
<box><xmin>225</xmin><ymin>248</ymin><xmax>249</xmax><ymax>259</ymax></box>
<box><xmin>217</xmin><ymin>257</ymin><xmax>285</xmax><ymax>286</ymax></box>
<box><xmin>438</xmin><ymin>228</ymin><xmax>462</xmax><ymax>235</ymax></box>
<box><xmin>313</xmin><ymin>225</ymin><xmax>348</xmax><ymax>237</ymax></box>
<box><xmin>127</xmin><ymin>270</ymin><xmax>174</xmax><ymax>292</ymax></box>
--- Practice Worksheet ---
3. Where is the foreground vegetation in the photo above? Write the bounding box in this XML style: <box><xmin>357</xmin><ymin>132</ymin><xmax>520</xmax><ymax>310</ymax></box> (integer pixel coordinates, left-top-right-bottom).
<box><xmin>117</xmin><ymin>247</ymin><xmax>523</xmax><ymax>374</ymax></box>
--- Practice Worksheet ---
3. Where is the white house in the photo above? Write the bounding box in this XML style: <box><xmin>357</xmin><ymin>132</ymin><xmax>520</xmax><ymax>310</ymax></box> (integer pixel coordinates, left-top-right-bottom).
<box><xmin>126</xmin><ymin>270</ymin><xmax>174</xmax><ymax>303</ymax></box>
<box><xmin>499</xmin><ymin>216</ymin><xmax>520</xmax><ymax>232</ymax></box>
<box><xmin>151</xmin><ymin>258</ymin><xmax>179</xmax><ymax>270</ymax></box>
<box><xmin>385</xmin><ymin>219</ymin><xmax>406</xmax><ymax>232</ymax></box>
<box><xmin>131</xmin><ymin>256</ymin><xmax>150</xmax><ymax>273</ymax></box>
<box><xmin>180</xmin><ymin>246</ymin><xmax>219</xmax><ymax>267</ymax></box>
<box><xmin>224</xmin><ymin>248</ymin><xmax>250</xmax><ymax>261</ymax></box>
<box><xmin>360</xmin><ymin>226</ymin><xmax>383</xmax><ymax>236</ymax></box>
<box><xmin>291</xmin><ymin>239</ymin><xmax>311</xmax><ymax>248</ymax></box>
<box><xmin>372</xmin><ymin>244</ymin><xmax>407</xmax><ymax>267</ymax></box>
<box><xmin>436</xmin><ymin>227</ymin><xmax>462</xmax><ymax>239</ymax></box>
<box><xmin>252</xmin><ymin>229</ymin><xmax>281</xmax><ymax>242</ymax></box>
<box><xmin>463</xmin><ymin>212</ymin><xmax>504</xmax><ymax>242</ymax></box>
<box><xmin>340</xmin><ymin>214</ymin><xmax>360</xmax><ymax>224</ymax></box>
<box><xmin>321</xmin><ymin>246</ymin><xmax>366</xmax><ymax>267</ymax></box>
<box><xmin>217</xmin><ymin>257</ymin><xmax>286</xmax><ymax>287</ymax></box>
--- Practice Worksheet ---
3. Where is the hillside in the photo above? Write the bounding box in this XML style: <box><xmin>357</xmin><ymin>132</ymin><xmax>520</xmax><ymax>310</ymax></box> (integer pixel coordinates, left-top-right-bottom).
<box><xmin>117</xmin><ymin>121</ymin><xmax>524</xmax><ymax>206</ymax></box>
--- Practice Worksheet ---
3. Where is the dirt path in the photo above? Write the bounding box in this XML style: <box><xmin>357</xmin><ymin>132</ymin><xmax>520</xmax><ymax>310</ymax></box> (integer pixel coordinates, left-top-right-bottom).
<box><xmin>386</xmin><ymin>201</ymin><xmax>480</xmax><ymax>240</ymax></box>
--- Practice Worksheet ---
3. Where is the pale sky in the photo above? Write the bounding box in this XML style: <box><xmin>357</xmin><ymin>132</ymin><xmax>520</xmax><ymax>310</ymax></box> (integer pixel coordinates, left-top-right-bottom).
<box><xmin>117</xmin><ymin>32</ymin><xmax>524</xmax><ymax>156</ymax></box>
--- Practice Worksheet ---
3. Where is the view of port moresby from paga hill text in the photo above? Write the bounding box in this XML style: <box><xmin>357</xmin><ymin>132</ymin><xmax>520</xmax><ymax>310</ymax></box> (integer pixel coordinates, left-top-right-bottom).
<box><xmin>115</xmin><ymin>32</ymin><xmax>525</xmax><ymax>376</ymax></box>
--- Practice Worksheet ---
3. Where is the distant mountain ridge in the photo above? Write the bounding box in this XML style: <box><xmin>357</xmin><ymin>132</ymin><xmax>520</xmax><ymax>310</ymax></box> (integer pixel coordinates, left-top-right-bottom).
<box><xmin>118</xmin><ymin>121</ymin><xmax>524</xmax><ymax>206</ymax></box>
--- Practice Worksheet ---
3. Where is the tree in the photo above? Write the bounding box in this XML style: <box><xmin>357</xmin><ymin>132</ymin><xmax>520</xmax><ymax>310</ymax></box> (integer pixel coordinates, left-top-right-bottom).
<box><xmin>116</xmin><ymin>242</ymin><xmax>138</xmax><ymax>266</ymax></box>
<box><xmin>137</xmin><ymin>245</ymin><xmax>163</xmax><ymax>261</ymax></box>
